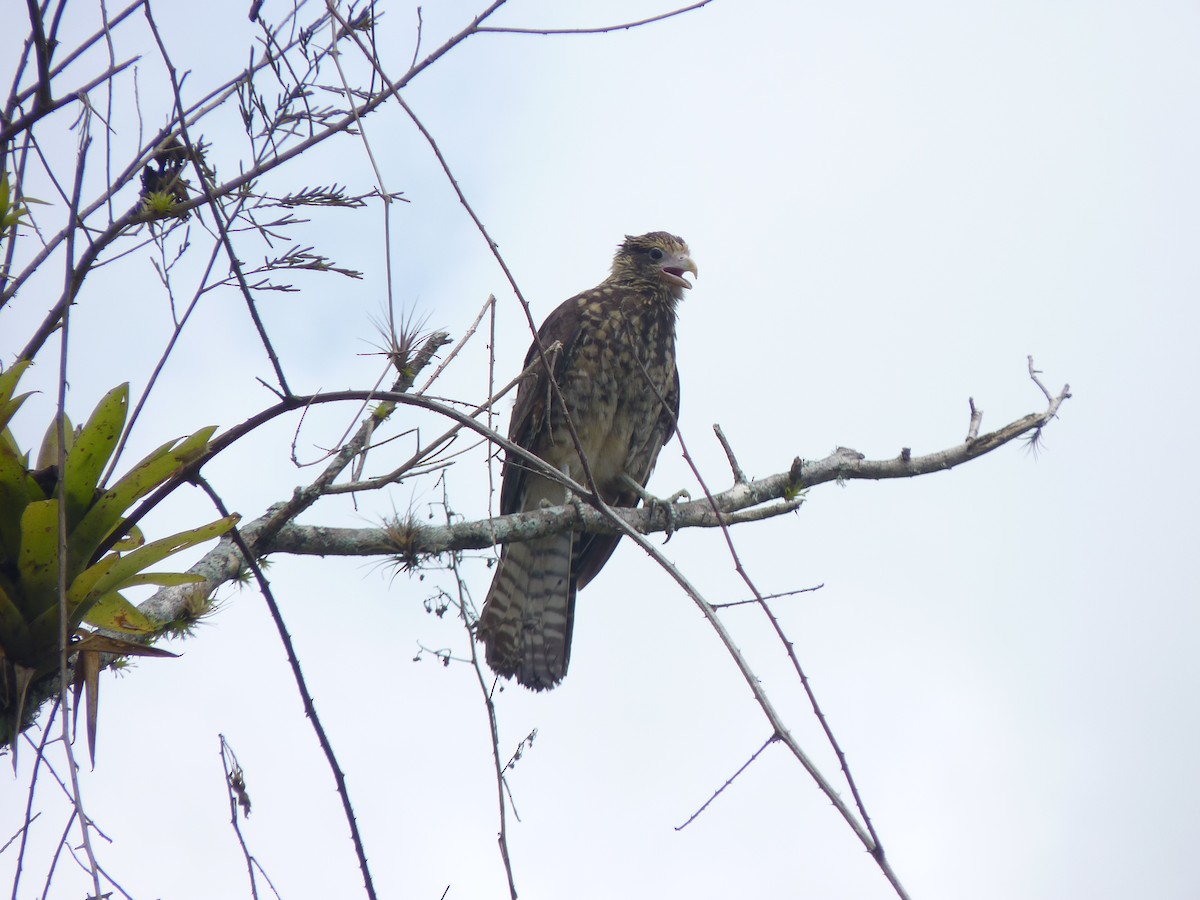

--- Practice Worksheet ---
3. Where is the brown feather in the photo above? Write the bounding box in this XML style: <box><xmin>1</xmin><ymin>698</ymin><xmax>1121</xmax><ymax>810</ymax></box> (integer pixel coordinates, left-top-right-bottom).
<box><xmin>478</xmin><ymin>232</ymin><xmax>693</xmax><ymax>690</ymax></box>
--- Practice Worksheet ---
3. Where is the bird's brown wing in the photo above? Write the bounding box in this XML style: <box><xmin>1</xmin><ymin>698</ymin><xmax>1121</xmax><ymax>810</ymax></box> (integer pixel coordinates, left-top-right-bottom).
<box><xmin>499</xmin><ymin>294</ymin><xmax>588</xmax><ymax>516</ymax></box>
<box><xmin>573</xmin><ymin>359</ymin><xmax>679</xmax><ymax>589</ymax></box>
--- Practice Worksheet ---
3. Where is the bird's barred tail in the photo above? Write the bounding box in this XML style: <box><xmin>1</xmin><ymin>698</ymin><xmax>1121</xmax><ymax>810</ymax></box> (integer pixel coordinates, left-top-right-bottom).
<box><xmin>478</xmin><ymin>533</ymin><xmax>577</xmax><ymax>690</ymax></box>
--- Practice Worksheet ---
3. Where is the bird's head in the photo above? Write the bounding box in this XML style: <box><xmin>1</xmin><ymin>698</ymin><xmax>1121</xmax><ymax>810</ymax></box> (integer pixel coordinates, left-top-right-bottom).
<box><xmin>611</xmin><ymin>232</ymin><xmax>698</xmax><ymax>297</ymax></box>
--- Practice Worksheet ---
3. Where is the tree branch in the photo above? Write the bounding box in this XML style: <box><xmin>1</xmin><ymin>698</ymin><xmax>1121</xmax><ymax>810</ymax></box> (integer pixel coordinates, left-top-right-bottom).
<box><xmin>137</xmin><ymin>374</ymin><xmax>1070</xmax><ymax>626</ymax></box>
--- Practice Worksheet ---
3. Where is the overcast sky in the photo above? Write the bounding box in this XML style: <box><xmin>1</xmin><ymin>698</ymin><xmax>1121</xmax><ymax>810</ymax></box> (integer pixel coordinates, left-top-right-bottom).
<box><xmin>2</xmin><ymin>1</ymin><xmax>1198</xmax><ymax>898</ymax></box>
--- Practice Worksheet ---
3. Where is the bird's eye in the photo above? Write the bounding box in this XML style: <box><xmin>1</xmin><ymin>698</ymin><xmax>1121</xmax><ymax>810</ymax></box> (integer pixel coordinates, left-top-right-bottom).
<box><xmin>648</xmin><ymin>247</ymin><xmax>665</xmax><ymax>261</ymax></box>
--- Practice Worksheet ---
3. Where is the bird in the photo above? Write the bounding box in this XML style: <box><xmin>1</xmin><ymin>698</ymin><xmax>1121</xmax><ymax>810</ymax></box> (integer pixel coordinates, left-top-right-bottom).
<box><xmin>477</xmin><ymin>232</ymin><xmax>697</xmax><ymax>690</ymax></box>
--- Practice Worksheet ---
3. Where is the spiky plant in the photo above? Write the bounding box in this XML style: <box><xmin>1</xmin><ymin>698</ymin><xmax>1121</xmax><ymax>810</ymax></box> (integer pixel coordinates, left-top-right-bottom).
<box><xmin>0</xmin><ymin>362</ymin><xmax>237</xmax><ymax>759</ymax></box>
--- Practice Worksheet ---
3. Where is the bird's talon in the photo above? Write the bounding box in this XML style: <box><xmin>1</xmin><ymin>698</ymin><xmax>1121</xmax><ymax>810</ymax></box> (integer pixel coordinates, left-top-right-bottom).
<box><xmin>618</xmin><ymin>474</ymin><xmax>691</xmax><ymax>537</ymax></box>
<box><xmin>566</xmin><ymin>489</ymin><xmax>586</xmax><ymax>519</ymax></box>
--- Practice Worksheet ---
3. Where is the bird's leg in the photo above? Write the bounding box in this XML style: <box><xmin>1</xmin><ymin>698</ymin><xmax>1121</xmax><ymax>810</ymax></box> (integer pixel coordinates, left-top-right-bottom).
<box><xmin>541</xmin><ymin>464</ymin><xmax>588</xmax><ymax>521</ymax></box>
<box><xmin>619</xmin><ymin>474</ymin><xmax>690</xmax><ymax>538</ymax></box>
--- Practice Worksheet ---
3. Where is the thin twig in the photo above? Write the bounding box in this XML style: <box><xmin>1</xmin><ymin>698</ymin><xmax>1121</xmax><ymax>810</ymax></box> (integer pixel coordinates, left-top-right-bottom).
<box><xmin>4</xmin><ymin>0</ymin><xmax>505</xmax><ymax>341</ymax></box>
<box><xmin>322</xmin><ymin>3</ymin><xmax>610</xmax><ymax>517</ymax></box>
<box><xmin>408</xmin><ymin>6</ymin><xmax>424</xmax><ymax>71</ymax></box>
<box><xmin>0</xmin><ymin>812</ymin><xmax>40</xmax><ymax>856</ymax></box>
<box><xmin>39</xmin><ymin>809</ymin><xmax>75</xmax><ymax>900</ymax></box>
<box><xmin>476</xmin><ymin>1</ymin><xmax>713</xmax><ymax>35</ymax></box>
<box><xmin>0</xmin><ymin>56</ymin><xmax>139</xmax><ymax>148</ymax></box>
<box><xmin>196</xmin><ymin>478</ymin><xmax>379</xmax><ymax>900</ymax></box>
<box><xmin>144</xmin><ymin>3</ymin><xmax>293</xmax><ymax>396</ymax></box>
<box><xmin>630</xmin><ymin>354</ymin><xmax>903</xmax><ymax>892</ymax></box>
<box><xmin>22</xmin><ymin>0</ymin><xmax>54</xmax><ymax>110</ymax></box>
<box><xmin>441</xmin><ymin>485</ymin><xmax>519</xmax><ymax>900</ymax></box>
<box><xmin>7</xmin><ymin>0</ymin><xmax>145</xmax><ymax>111</ymax></box>
<box><xmin>11</xmin><ymin>700</ymin><xmax>60</xmax><ymax>900</ymax></box>
<box><xmin>418</xmin><ymin>294</ymin><xmax>497</xmax><ymax>394</ymax></box>
<box><xmin>219</xmin><ymin>735</ymin><xmax>262</xmax><ymax>900</ymax></box>
<box><xmin>675</xmin><ymin>734</ymin><xmax>778</xmax><ymax>830</ymax></box>
<box><xmin>54</xmin><ymin>128</ymin><xmax>104</xmax><ymax>900</ymax></box>
<box><xmin>711</xmin><ymin>583</ymin><xmax>824</xmax><ymax>610</ymax></box>
<box><xmin>325</xmin><ymin>346</ymin><xmax>551</xmax><ymax>496</ymax></box>
<box><xmin>1028</xmin><ymin>354</ymin><xmax>1071</xmax><ymax>416</ymax></box>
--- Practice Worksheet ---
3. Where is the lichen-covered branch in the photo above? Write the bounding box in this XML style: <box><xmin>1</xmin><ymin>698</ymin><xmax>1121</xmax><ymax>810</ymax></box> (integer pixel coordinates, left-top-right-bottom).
<box><xmin>139</xmin><ymin>376</ymin><xmax>1070</xmax><ymax>628</ymax></box>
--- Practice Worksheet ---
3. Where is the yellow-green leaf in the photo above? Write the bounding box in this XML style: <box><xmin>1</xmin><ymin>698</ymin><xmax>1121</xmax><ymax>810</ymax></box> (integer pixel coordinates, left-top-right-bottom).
<box><xmin>0</xmin><ymin>451</ymin><xmax>42</xmax><ymax>566</ymax></box>
<box><xmin>36</xmin><ymin>413</ymin><xmax>72</xmax><ymax>471</ymax></box>
<box><xmin>66</xmin><ymin>434</ymin><xmax>187</xmax><ymax>569</ymax></box>
<box><xmin>68</xmin><ymin>424</ymin><xmax>217</xmax><ymax>567</ymax></box>
<box><xmin>171</xmin><ymin>425</ymin><xmax>218</xmax><ymax>465</ymax></box>
<box><xmin>16</xmin><ymin>500</ymin><xmax>60</xmax><ymax>622</ymax></box>
<box><xmin>110</xmin><ymin>524</ymin><xmax>144</xmax><ymax>551</ymax></box>
<box><xmin>66</xmin><ymin>513</ymin><xmax>235</xmax><ymax>619</ymax></box>
<box><xmin>83</xmin><ymin>592</ymin><xmax>157</xmax><ymax>635</ymax></box>
<box><xmin>72</xmin><ymin>515</ymin><xmax>237</xmax><ymax>608</ymax></box>
<box><xmin>63</xmin><ymin>384</ymin><xmax>128</xmax><ymax>527</ymax></box>
<box><xmin>63</xmin><ymin>553</ymin><xmax>121</xmax><ymax>611</ymax></box>
<box><xmin>0</xmin><ymin>361</ymin><xmax>33</xmax><ymax>422</ymax></box>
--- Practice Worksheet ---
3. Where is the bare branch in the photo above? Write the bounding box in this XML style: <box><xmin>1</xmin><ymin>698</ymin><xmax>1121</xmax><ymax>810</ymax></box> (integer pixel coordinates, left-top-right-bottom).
<box><xmin>1028</xmin><ymin>354</ymin><xmax>1071</xmax><ymax>416</ymax></box>
<box><xmin>0</xmin><ymin>56</ymin><xmax>140</xmax><ymax>147</ymax></box>
<box><xmin>136</xmin><ymin>367</ymin><xmax>1070</xmax><ymax>625</ymax></box>
<box><xmin>967</xmin><ymin>397</ymin><xmax>983</xmax><ymax>441</ymax></box>
<box><xmin>476</xmin><ymin>1</ymin><xmax>713</xmax><ymax>35</ymax></box>
<box><xmin>713</xmin><ymin>423</ymin><xmax>748</xmax><ymax>484</ymax></box>
<box><xmin>711</xmin><ymin>584</ymin><xmax>824</xmax><ymax>610</ymax></box>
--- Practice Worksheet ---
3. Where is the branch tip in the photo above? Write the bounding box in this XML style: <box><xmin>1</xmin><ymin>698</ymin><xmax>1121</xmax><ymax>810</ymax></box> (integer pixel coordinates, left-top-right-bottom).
<box><xmin>966</xmin><ymin>397</ymin><xmax>983</xmax><ymax>442</ymax></box>
<box><xmin>713</xmin><ymin>423</ymin><xmax>748</xmax><ymax>484</ymax></box>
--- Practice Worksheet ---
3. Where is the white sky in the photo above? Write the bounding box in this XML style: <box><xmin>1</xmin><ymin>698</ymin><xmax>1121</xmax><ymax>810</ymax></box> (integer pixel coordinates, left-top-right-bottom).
<box><xmin>2</xmin><ymin>1</ymin><xmax>1198</xmax><ymax>898</ymax></box>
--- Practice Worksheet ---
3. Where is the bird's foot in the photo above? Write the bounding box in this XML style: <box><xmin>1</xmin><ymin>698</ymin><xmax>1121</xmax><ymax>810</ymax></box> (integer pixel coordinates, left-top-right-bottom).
<box><xmin>543</xmin><ymin>486</ymin><xmax>588</xmax><ymax>521</ymax></box>
<box><xmin>565</xmin><ymin>486</ymin><xmax>587</xmax><ymax>520</ymax></box>
<box><xmin>620</xmin><ymin>475</ymin><xmax>690</xmax><ymax>539</ymax></box>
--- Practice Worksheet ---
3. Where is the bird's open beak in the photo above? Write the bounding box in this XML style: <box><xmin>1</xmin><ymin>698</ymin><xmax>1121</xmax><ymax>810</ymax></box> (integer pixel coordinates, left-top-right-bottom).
<box><xmin>662</xmin><ymin>255</ymin><xmax>698</xmax><ymax>290</ymax></box>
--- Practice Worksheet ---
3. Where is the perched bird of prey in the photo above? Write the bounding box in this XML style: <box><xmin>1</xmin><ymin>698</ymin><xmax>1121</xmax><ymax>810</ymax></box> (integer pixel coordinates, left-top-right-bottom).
<box><xmin>478</xmin><ymin>232</ymin><xmax>697</xmax><ymax>690</ymax></box>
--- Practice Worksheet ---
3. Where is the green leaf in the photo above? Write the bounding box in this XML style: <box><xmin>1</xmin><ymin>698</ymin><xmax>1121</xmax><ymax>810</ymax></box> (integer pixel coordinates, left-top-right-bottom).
<box><xmin>60</xmin><ymin>553</ymin><xmax>121</xmax><ymax>613</ymax></box>
<box><xmin>0</xmin><ymin>578</ymin><xmax>32</xmax><ymax>651</ymax></box>
<box><xmin>0</xmin><ymin>426</ymin><xmax>25</xmax><ymax>460</ymax></box>
<box><xmin>83</xmin><ymin>592</ymin><xmax>157</xmax><ymax>635</ymax></box>
<box><xmin>0</xmin><ymin>171</ymin><xmax>37</xmax><ymax>236</ymax></box>
<box><xmin>15</xmin><ymin>500</ymin><xmax>60</xmax><ymax>622</ymax></box>
<box><xmin>66</xmin><ymin>435</ymin><xmax>189</xmax><ymax>570</ymax></box>
<box><xmin>36</xmin><ymin>414</ymin><xmax>71</xmax><ymax>471</ymax></box>
<box><xmin>63</xmin><ymin>384</ymin><xmax>128</xmax><ymax>528</ymax></box>
<box><xmin>0</xmin><ymin>361</ymin><xmax>33</xmax><ymax>435</ymax></box>
<box><xmin>0</xmin><ymin>360</ymin><xmax>32</xmax><ymax>407</ymax></box>
<box><xmin>0</xmin><ymin>450</ymin><xmax>43</xmax><ymax>567</ymax></box>
<box><xmin>67</xmin><ymin>425</ymin><xmax>219</xmax><ymax>572</ymax></box>
<box><xmin>69</xmin><ymin>515</ymin><xmax>237</xmax><ymax>612</ymax></box>
<box><xmin>110</xmin><ymin>524</ymin><xmax>144</xmax><ymax>551</ymax></box>
<box><xmin>171</xmin><ymin>425</ymin><xmax>218</xmax><ymax>465</ymax></box>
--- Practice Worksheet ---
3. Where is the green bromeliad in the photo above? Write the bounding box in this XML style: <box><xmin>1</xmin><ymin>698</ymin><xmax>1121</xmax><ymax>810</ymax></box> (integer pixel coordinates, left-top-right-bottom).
<box><xmin>0</xmin><ymin>361</ymin><xmax>236</xmax><ymax>757</ymax></box>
